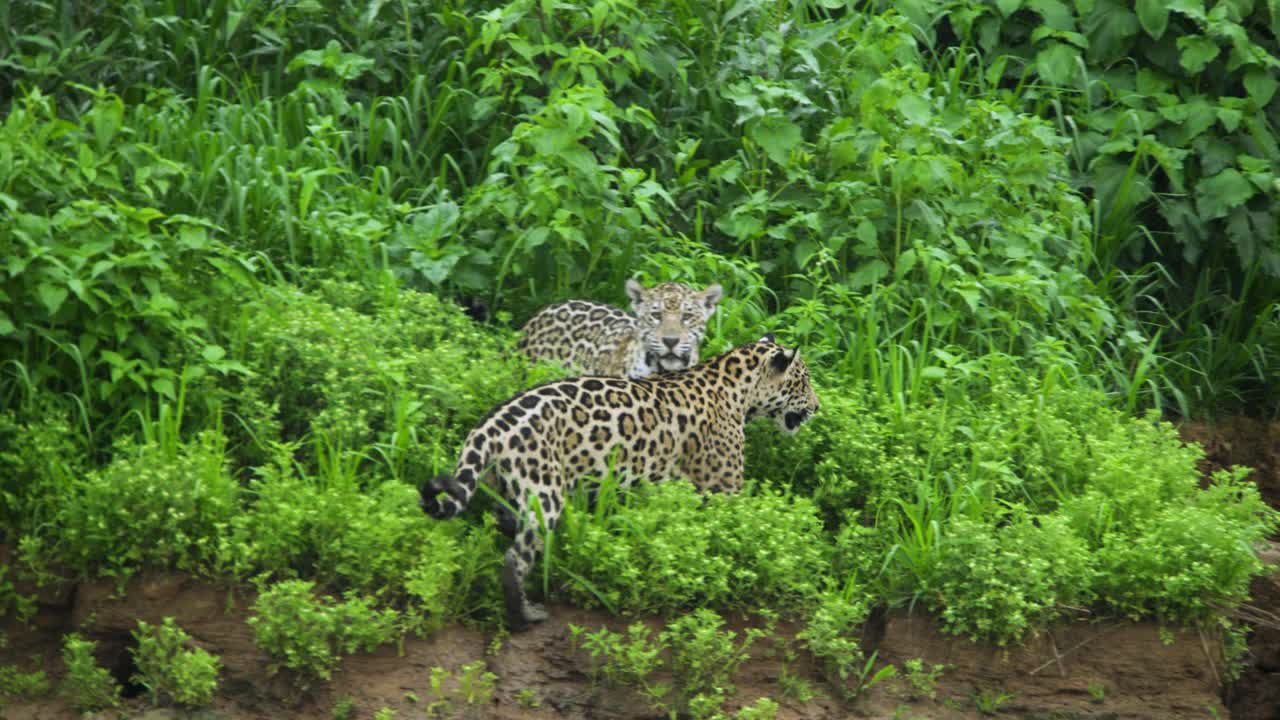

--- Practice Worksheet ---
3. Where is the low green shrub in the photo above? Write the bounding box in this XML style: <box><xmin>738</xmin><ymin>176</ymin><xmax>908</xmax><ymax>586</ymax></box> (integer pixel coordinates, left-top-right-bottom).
<box><xmin>555</xmin><ymin>481</ymin><xmax>830</xmax><ymax>614</ymax></box>
<box><xmin>224</xmin><ymin>462</ymin><xmax>455</xmax><ymax>596</ymax></box>
<box><xmin>248</xmin><ymin>580</ymin><xmax>401</xmax><ymax>682</ymax></box>
<box><xmin>59</xmin><ymin>633</ymin><xmax>121</xmax><ymax>711</ymax></box>
<box><xmin>40</xmin><ymin>434</ymin><xmax>237</xmax><ymax>581</ymax></box>
<box><xmin>130</xmin><ymin>618</ymin><xmax>220</xmax><ymax>707</ymax></box>
<box><xmin>0</xmin><ymin>665</ymin><xmax>48</xmax><ymax>702</ymax></box>
<box><xmin>1093</xmin><ymin>468</ymin><xmax>1278</xmax><ymax>621</ymax></box>
<box><xmin>220</xmin><ymin>456</ymin><xmax>505</xmax><ymax>623</ymax></box>
<box><xmin>228</xmin><ymin>281</ymin><xmax>538</xmax><ymax>471</ymax></box>
<box><xmin>664</xmin><ymin>609</ymin><xmax>762</xmax><ymax>703</ymax></box>
<box><xmin>929</xmin><ymin>515</ymin><xmax>1094</xmax><ymax>645</ymax></box>
<box><xmin>0</xmin><ymin>406</ymin><xmax>84</xmax><ymax>540</ymax></box>
<box><xmin>571</xmin><ymin>622</ymin><xmax>666</xmax><ymax>690</ymax></box>
<box><xmin>570</xmin><ymin>608</ymin><xmax>764</xmax><ymax>717</ymax></box>
<box><xmin>796</xmin><ymin>586</ymin><xmax>871</xmax><ymax>688</ymax></box>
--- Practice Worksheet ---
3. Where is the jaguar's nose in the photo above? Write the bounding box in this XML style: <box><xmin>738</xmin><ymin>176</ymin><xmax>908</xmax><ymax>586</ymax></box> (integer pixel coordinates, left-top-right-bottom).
<box><xmin>662</xmin><ymin>337</ymin><xmax>679</xmax><ymax>351</ymax></box>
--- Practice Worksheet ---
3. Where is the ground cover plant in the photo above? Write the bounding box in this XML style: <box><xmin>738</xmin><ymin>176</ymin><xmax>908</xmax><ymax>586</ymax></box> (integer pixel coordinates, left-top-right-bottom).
<box><xmin>1</xmin><ymin>0</ymin><xmax>1278</xmax><ymax>714</ymax></box>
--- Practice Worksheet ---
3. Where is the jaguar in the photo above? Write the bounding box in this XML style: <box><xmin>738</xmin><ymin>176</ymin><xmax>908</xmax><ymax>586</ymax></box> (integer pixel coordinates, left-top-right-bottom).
<box><xmin>516</xmin><ymin>280</ymin><xmax>722</xmax><ymax>378</ymax></box>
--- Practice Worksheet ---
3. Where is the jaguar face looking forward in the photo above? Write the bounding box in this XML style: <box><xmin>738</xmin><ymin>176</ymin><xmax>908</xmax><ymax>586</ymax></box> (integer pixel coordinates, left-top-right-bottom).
<box><xmin>517</xmin><ymin>280</ymin><xmax>722</xmax><ymax>378</ymax></box>
<box><xmin>420</xmin><ymin>335</ymin><xmax>818</xmax><ymax>628</ymax></box>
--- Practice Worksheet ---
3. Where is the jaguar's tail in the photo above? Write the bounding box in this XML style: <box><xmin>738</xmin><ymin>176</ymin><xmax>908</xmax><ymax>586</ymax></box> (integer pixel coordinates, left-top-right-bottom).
<box><xmin>420</xmin><ymin>446</ymin><xmax>486</xmax><ymax>519</ymax></box>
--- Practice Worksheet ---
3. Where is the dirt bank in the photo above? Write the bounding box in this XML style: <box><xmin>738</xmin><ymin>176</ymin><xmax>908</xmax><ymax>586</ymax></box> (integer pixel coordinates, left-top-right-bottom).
<box><xmin>2</xmin><ymin>571</ymin><xmax>1234</xmax><ymax>720</ymax></box>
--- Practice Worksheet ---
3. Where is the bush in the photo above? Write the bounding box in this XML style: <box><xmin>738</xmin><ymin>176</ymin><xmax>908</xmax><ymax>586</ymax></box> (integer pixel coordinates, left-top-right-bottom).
<box><xmin>59</xmin><ymin>633</ymin><xmax>121</xmax><ymax>711</ymax></box>
<box><xmin>43</xmin><ymin>435</ymin><xmax>238</xmax><ymax>581</ymax></box>
<box><xmin>663</xmin><ymin>609</ymin><xmax>761</xmax><ymax>702</ymax></box>
<box><xmin>224</xmin><ymin>462</ymin><xmax>458</xmax><ymax>596</ymax></box>
<box><xmin>555</xmin><ymin>481</ymin><xmax>830</xmax><ymax>614</ymax></box>
<box><xmin>1093</xmin><ymin>468</ymin><xmax>1278</xmax><ymax>621</ymax></box>
<box><xmin>929</xmin><ymin>515</ymin><xmax>1094</xmax><ymax>645</ymax></box>
<box><xmin>0</xmin><ymin>88</ymin><xmax>258</xmax><ymax>442</ymax></box>
<box><xmin>797</xmin><ymin>587</ymin><xmax>871</xmax><ymax>687</ymax></box>
<box><xmin>0</xmin><ymin>665</ymin><xmax>48</xmax><ymax>702</ymax></box>
<box><xmin>228</xmin><ymin>281</ymin><xmax>541</xmax><ymax>470</ymax></box>
<box><xmin>130</xmin><ymin>618</ymin><xmax>220</xmax><ymax>707</ymax></box>
<box><xmin>248</xmin><ymin>580</ymin><xmax>401</xmax><ymax>682</ymax></box>
<box><xmin>0</xmin><ymin>405</ymin><xmax>83</xmax><ymax>541</ymax></box>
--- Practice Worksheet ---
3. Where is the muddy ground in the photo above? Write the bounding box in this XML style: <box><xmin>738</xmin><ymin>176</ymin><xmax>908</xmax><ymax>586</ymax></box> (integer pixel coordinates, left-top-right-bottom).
<box><xmin>2</xmin><ymin>416</ymin><xmax>1277</xmax><ymax>720</ymax></box>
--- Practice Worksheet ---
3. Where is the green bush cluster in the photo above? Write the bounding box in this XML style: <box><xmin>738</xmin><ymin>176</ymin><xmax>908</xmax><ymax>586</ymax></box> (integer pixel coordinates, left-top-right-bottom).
<box><xmin>0</xmin><ymin>665</ymin><xmax>48</xmax><ymax>703</ymax></box>
<box><xmin>572</xmin><ymin>608</ymin><xmax>766</xmax><ymax>718</ymax></box>
<box><xmin>59</xmin><ymin>634</ymin><xmax>121</xmax><ymax>712</ymax></box>
<box><xmin>555</xmin><ymin>481</ymin><xmax>831</xmax><ymax>615</ymax></box>
<box><xmin>224</xmin><ymin>463</ymin><xmax>452</xmax><ymax>597</ymax></box>
<box><xmin>130</xmin><ymin>618</ymin><xmax>221</xmax><ymax>707</ymax></box>
<box><xmin>930</xmin><ymin>515</ymin><xmax>1094</xmax><ymax>644</ymax></box>
<box><xmin>0</xmin><ymin>88</ymin><xmax>258</xmax><ymax>443</ymax></box>
<box><xmin>796</xmin><ymin>587</ymin><xmax>872</xmax><ymax>690</ymax></box>
<box><xmin>37</xmin><ymin>434</ymin><xmax>238</xmax><ymax>581</ymax></box>
<box><xmin>248</xmin><ymin>579</ymin><xmax>401</xmax><ymax>682</ymax></box>
<box><xmin>227</xmin><ymin>280</ymin><xmax>540</xmax><ymax>471</ymax></box>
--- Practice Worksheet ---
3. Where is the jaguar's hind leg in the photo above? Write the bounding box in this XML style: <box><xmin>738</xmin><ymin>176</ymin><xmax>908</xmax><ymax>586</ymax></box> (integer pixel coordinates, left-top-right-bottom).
<box><xmin>502</xmin><ymin>525</ymin><xmax>547</xmax><ymax>628</ymax></box>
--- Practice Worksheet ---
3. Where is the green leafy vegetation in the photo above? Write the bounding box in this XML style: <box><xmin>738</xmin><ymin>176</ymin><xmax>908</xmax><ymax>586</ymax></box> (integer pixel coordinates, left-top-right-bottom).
<box><xmin>130</xmin><ymin>618</ymin><xmax>221</xmax><ymax>707</ymax></box>
<box><xmin>1</xmin><ymin>0</ymin><xmax>1277</xmax><ymax>712</ymax></box>
<box><xmin>571</xmin><ymin>608</ymin><xmax>767</xmax><ymax>717</ymax></box>
<box><xmin>59</xmin><ymin>633</ymin><xmax>122</xmax><ymax>712</ymax></box>
<box><xmin>248</xmin><ymin>579</ymin><xmax>401</xmax><ymax>682</ymax></box>
<box><xmin>425</xmin><ymin>661</ymin><xmax>498</xmax><ymax>718</ymax></box>
<box><xmin>0</xmin><ymin>665</ymin><xmax>49</xmax><ymax>703</ymax></box>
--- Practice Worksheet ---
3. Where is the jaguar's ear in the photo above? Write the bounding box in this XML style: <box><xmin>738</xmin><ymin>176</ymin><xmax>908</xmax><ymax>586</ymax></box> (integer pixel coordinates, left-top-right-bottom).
<box><xmin>758</xmin><ymin>332</ymin><xmax>776</xmax><ymax>344</ymax></box>
<box><xmin>701</xmin><ymin>284</ymin><xmax>723</xmax><ymax>312</ymax></box>
<box><xmin>770</xmin><ymin>347</ymin><xmax>797</xmax><ymax>373</ymax></box>
<box><xmin>625</xmin><ymin>278</ymin><xmax>646</xmax><ymax>307</ymax></box>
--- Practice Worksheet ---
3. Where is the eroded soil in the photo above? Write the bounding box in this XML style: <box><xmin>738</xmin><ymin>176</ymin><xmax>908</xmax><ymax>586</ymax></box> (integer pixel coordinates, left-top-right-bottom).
<box><xmin>1</xmin><ymin>570</ymin><xmax>1238</xmax><ymax>720</ymax></box>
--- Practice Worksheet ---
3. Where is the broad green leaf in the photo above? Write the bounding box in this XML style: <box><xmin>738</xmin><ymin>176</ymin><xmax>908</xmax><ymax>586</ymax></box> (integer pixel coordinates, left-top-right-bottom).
<box><xmin>996</xmin><ymin>0</ymin><xmax>1023</xmax><ymax>16</ymax></box>
<box><xmin>1176</xmin><ymin>35</ymin><xmax>1219</xmax><ymax>73</ymax></box>
<box><xmin>152</xmin><ymin>377</ymin><xmax>176</xmax><ymax>400</ymax></box>
<box><xmin>1195</xmin><ymin>168</ymin><xmax>1256</xmax><ymax>220</ymax></box>
<box><xmin>856</xmin><ymin>220</ymin><xmax>878</xmax><ymax>252</ymax></box>
<box><xmin>1029</xmin><ymin>0</ymin><xmax>1074</xmax><ymax>29</ymax></box>
<box><xmin>201</xmin><ymin>345</ymin><xmax>227</xmax><ymax>362</ymax></box>
<box><xmin>1136</xmin><ymin>0</ymin><xmax>1169</xmax><ymax>38</ymax></box>
<box><xmin>410</xmin><ymin>251</ymin><xmax>461</xmax><ymax>285</ymax></box>
<box><xmin>792</xmin><ymin>240</ymin><xmax>818</xmax><ymax>270</ymax></box>
<box><xmin>848</xmin><ymin>259</ymin><xmax>889</xmax><ymax>289</ymax></box>
<box><xmin>1244</xmin><ymin>68</ymin><xmax>1278</xmax><ymax>107</ymax></box>
<box><xmin>895</xmin><ymin>94</ymin><xmax>932</xmax><ymax>125</ymax></box>
<box><xmin>1216</xmin><ymin>107</ymin><xmax>1242</xmax><ymax>132</ymax></box>
<box><xmin>896</xmin><ymin>248</ymin><xmax>919</xmax><ymax>278</ymax></box>
<box><xmin>1168</xmin><ymin>0</ymin><xmax>1208</xmax><ymax>20</ymax></box>
<box><xmin>724</xmin><ymin>0</ymin><xmax>763</xmax><ymax>24</ymax></box>
<box><xmin>1083</xmin><ymin>0</ymin><xmax>1139</xmax><ymax>61</ymax></box>
<box><xmin>37</xmin><ymin>283</ymin><xmax>68</xmax><ymax>315</ymax></box>
<box><xmin>749</xmin><ymin>117</ymin><xmax>803</xmax><ymax>166</ymax></box>
<box><xmin>1227</xmin><ymin>209</ymin><xmax>1257</xmax><ymax>265</ymax></box>
<box><xmin>921</xmin><ymin>366</ymin><xmax>947</xmax><ymax>380</ymax></box>
<box><xmin>1036</xmin><ymin>42</ymin><xmax>1080</xmax><ymax>85</ymax></box>
<box><xmin>0</xmin><ymin>311</ymin><xmax>14</xmax><ymax>336</ymax></box>
<box><xmin>92</xmin><ymin>94</ymin><xmax>123</xmax><ymax>153</ymax></box>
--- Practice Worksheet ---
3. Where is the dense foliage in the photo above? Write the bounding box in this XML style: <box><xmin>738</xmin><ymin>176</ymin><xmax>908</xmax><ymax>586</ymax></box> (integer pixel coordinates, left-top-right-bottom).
<box><xmin>1</xmin><ymin>0</ymin><xmax>1278</xmax><ymax>710</ymax></box>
